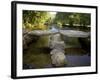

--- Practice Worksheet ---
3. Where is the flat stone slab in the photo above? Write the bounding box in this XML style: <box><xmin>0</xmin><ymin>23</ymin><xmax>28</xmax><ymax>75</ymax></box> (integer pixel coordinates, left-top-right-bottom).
<box><xmin>60</xmin><ymin>30</ymin><xmax>90</xmax><ymax>38</ymax></box>
<box><xmin>28</xmin><ymin>30</ymin><xmax>90</xmax><ymax>38</ymax></box>
<box><xmin>28</xmin><ymin>30</ymin><xmax>58</xmax><ymax>36</ymax></box>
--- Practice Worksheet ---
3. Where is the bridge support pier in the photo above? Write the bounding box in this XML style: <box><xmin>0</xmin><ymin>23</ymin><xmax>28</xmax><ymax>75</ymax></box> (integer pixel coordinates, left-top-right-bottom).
<box><xmin>49</xmin><ymin>34</ymin><xmax>67</xmax><ymax>67</ymax></box>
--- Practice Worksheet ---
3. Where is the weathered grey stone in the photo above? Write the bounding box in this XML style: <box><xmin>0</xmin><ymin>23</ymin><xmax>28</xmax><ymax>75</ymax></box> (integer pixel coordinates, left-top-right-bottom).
<box><xmin>28</xmin><ymin>30</ymin><xmax>58</xmax><ymax>36</ymax></box>
<box><xmin>23</xmin><ymin>29</ymin><xmax>38</xmax><ymax>50</ymax></box>
<box><xmin>49</xmin><ymin>33</ymin><xmax>67</xmax><ymax>66</ymax></box>
<box><xmin>50</xmin><ymin>41</ymin><xmax>65</xmax><ymax>50</ymax></box>
<box><xmin>27</xmin><ymin>30</ymin><xmax>90</xmax><ymax>38</ymax></box>
<box><xmin>50</xmin><ymin>49</ymin><xmax>67</xmax><ymax>66</ymax></box>
<box><xmin>60</xmin><ymin>30</ymin><xmax>90</xmax><ymax>38</ymax></box>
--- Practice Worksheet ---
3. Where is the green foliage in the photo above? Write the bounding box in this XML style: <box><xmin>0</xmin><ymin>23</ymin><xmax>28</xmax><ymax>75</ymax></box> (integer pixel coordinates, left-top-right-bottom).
<box><xmin>23</xmin><ymin>10</ymin><xmax>91</xmax><ymax>30</ymax></box>
<box><xmin>79</xmin><ymin>13</ymin><xmax>91</xmax><ymax>26</ymax></box>
<box><xmin>23</xmin><ymin>10</ymin><xmax>50</xmax><ymax>30</ymax></box>
<box><xmin>56</xmin><ymin>22</ymin><xmax>62</xmax><ymax>28</ymax></box>
<box><xmin>54</xmin><ymin>12</ymin><xmax>91</xmax><ymax>27</ymax></box>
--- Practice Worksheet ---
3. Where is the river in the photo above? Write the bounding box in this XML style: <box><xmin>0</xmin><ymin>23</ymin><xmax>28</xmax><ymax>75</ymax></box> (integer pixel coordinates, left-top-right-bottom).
<box><xmin>23</xmin><ymin>26</ymin><xmax>90</xmax><ymax>69</ymax></box>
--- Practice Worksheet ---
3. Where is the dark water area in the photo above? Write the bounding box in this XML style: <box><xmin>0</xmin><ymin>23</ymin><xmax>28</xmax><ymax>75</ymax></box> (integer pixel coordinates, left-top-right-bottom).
<box><xmin>66</xmin><ymin>54</ymin><xmax>90</xmax><ymax>67</ymax></box>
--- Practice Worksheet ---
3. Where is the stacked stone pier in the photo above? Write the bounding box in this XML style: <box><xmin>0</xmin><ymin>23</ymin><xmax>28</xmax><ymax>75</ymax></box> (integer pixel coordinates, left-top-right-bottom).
<box><xmin>49</xmin><ymin>34</ymin><xmax>67</xmax><ymax>67</ymax></box>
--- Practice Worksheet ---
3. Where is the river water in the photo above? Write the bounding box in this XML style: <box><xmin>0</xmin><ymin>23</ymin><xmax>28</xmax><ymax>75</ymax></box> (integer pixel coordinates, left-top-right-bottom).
<box><xmin>23</xmin><ymin>27</ymin><xmax>90</xmax><ymax>69</ymax></box>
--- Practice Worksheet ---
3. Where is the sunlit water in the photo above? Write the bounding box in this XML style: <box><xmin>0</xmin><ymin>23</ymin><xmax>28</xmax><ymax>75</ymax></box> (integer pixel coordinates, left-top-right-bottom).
<box><xmin>50</xmin><ymin>26</ymin><xmax>59</xmax><ymax>32</ymax></box>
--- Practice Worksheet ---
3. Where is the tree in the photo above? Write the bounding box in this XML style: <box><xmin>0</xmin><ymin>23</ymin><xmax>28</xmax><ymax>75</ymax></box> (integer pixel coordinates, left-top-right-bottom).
<box><xmin>79</xmin><ymin>13</ymin><xmax>91</xmax><ymax>26</ymax></box>
<box><xmin>54</xmin><ymin>12</ymin><xmax>90</xmax><ymax>29</ymax></box>
<box><xmin>23</xmin><ymin>10</ymin><xmax>51</xmax><ymax>30</ymax></box>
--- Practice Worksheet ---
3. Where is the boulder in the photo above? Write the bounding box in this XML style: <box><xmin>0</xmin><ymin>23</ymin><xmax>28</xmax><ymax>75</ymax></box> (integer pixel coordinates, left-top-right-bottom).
<box><xmin>23</xmin><ymin>29</ymin><xmax>39</xmax><ymax>50</ymax></box>
<box><xmin>50</xmin><ymin>49</ymin><xmax>67</xmax><ymax>67</ymax></box>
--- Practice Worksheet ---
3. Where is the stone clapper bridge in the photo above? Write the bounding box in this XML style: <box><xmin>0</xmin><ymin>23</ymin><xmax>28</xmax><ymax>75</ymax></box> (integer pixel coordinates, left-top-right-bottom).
<box><xmin>24</xmin><ymin>27</ymin><xmax>90</xmax><ymax>67</ymax></box>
